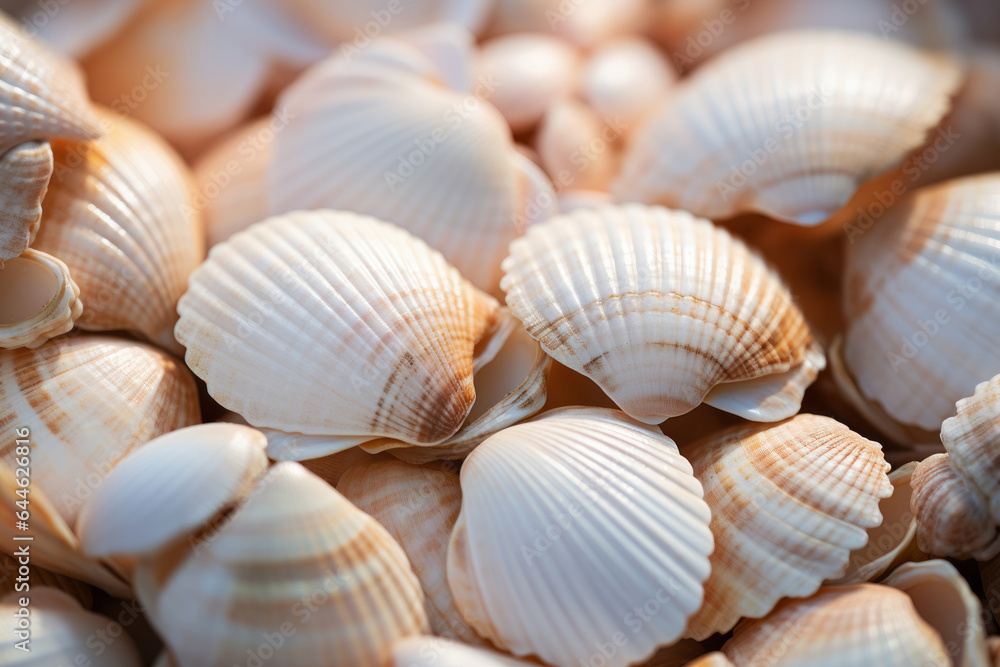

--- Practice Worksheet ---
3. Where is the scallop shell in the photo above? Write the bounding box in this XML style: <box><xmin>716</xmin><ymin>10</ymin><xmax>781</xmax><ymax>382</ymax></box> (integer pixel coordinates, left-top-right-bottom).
<box><xmin>447</xmin><ymin>407</ymin><xmax>714</xmax><ymax>667</ymax></box>
<box><xmin>0</xmin><ymin>14</ymin><xmax>101</xmax><ymax>154</ymax></box>
<box><xmin>390</xmin><ymin>637</ymin><xmax>529</xmax><ymax>666</ymax></box>
<box><xmin>338</xmin><ymin>455</ymin><xmax>481</xmax><ymax>644</ymax></box>
<box><xmin>137</xmin><ymin>462</ymin><xmax>429</xmax><ymax>667</ymax></box>
<box><xmin>535</xmin><ymin>99</ymin><xmax>620</xmax><ymax>193</ymax></box>
<box><xmin>175</xmin><ymin>209</ymin><xmax>503</xmax><ymax>451</ymax></box>
<box><xmin>32</xmin><ymin>110</ymin><xmax>204</xmax><ymax>355</ymax></box>
<box><xmin>0</xmin><ymin>141</ymin><xmax>53</xmax><ymax>266</ymax></box>
<box><xmin>681</xmin><ymin>414</ymin><xmax>892</xmax><ymax>640</ymax></box>
<box><xmin>581</xmin><ymin>38</ymin><xmax>676</xmax><ymax>130</ymax></box>
<box><xmin>500</xmin><ymin>204</ymin><xmax>824</xmax><ymax>424</ymax></box>
<box><xmin>77</xmin><ymin>423</ymin><xmax>269</xmax><ymax>559</ymax></box>
<box><xmin>613</xmin><ymin>31</ymin><xmax>962</xmax><ymax>224</ymax></box>
<box><xmin>268</xmin><ymin>49</ymin><xmax>556</xmax><ymax>295</ymax></box>
<box><xmin>0</xmin><ymin>248</ymin><xmax>81</xmax><ymax>349</ymax></box>
<box><xmin>0</xmin><ymin>588</ymin><xmax>141</xmax><ymax>666</ymax></box>
<box><xmin>721</xmin><ymin>584</ymin><xmax>950</xmax><ymax>666</ymax></box>
<box><xmin>843</xmin><ymin>173</ymin><xmax>1000</xmax><ymax>431</ymax></box>
<box><xmin>939</xmin><ymin>373</ymin><xmax>1000</xmax><ymax>524</ymax></box>
<box><xmin>0</xmin><ymin>335</ymin><xmax>201</xmax><ymax>527</ymax></box>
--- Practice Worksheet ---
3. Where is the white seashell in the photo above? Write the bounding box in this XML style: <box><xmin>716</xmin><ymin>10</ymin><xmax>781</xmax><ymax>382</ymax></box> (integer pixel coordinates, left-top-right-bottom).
<box><xmin>0</xmin><ymin>141</ymin><xmax>53</xmax><ymax>266</ymax></box>
<box><xmin>390</xmin><ymin>636</ymin><xmax>530</xmax><ymax>666</ymax></box>
<box><xmin>485</xmin><ymin>0</ymin><xmax>647</xmax><ymax>49</ymax></box>
<box><xmin>681</xmin><ymin>414</ymin><xmax>892</xmax><ymax>640</ymax></box>
<box><xmin>501</xmin><ymin>204</ymin><xmax>824</xmax><ymax>424</ymax></box>
<box><xmin>843</xmin><ymin>173</ymin><xmax>1000</xmax><ymax>431</ymax></box>
<box><xmin>614</xmin><ymin>31</ymin><xmax>962</xmax><ymax>224</ymax></box>
<box><xmin>447</xmin><ymin>407</ymin><xmax>714</xmax><ymax>667</ymax></box>
<box><xmin>176</xmin><ymin>210</ymin><xmax>504</xmax><ymax>451</ymax></box>
<box><xmin>535</xmin><ymin>99</ymin><xmax>620</xmax><ymax>193</ymax></box>
<box><xmin>33</xmin><ymin>110</ymin><xmax>205</xmax><ymax>355</ymax></box>
<box><xmin>76</xmin><ymin>423</ymin><xmax>268</xmax><ymax>559</ymax></box>
<box><xmin>581</xmin><ymin>38</ymin><xmax>677</xmax><ymax>130</ymax></box>
<box><xmin>476</xmin><ymin>33</ymin><xmax>582</xmax><ymax>134</ymax></box>
<box><xmin>0</xmin><ymin>248</ymin><xmax>81</xmax><ymax>349</ymax></box>
<box><xmin>0</xmin><ymin>588</ymin><xmax>141</xmax><ymax>666</ymax></box>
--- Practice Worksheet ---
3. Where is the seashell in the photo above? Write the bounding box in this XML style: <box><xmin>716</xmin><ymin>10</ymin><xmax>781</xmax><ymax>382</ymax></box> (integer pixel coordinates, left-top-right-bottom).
<box><xmin>284</xmin><ymin>0</ymin><xmax>492</xmax><ymax>44</ymax></box>
<box><xmin>300</xmin><ymin>446</ymin><xmax>374</xmax><ymax>486</ymax></box>
<box><xmin>982</xmin><ymin>553</ymin><xmax>1000</xmax><ymax>627</ymax></box>
<box><xmin>0</xmin><ymin>334</ymin><xmax>201</xmax><ymax>527</ymax></box>
<box><xmin>500</xmin><ymin>204</ymin><xmax>824</xmax><ymax>424</ymax></box>
<box><xmin>581</xmin><ymin>38</ymin><xmax>677</xmax><ymax>131</ymax></box>
<box><xmin>32</xmin><ymin>110</ymin><xmax>205</xmax><ymax>356</ymax></box>
<box><xmin>77</xmin><ymin>423</ymin><xmax>269</xmax><ymax>559</ymax></box>
<box><xmin>613</xmin><ymin>31</ymin><xmax>962</xmax><ymax>225</ymax></box>
<box><xmin>0</xmin><ymin>14</ymin><xmax>101</xmax><ymax>155</ymax></box>
<box><xmin>268</xmin><ymin>49</ymin><xmax>556</xmax><ymax>295</ymax></box>
<box><xmin>176</xmin><ymin>210</ymin><xmax>504</xmax><ymax>453</ymax></box>
<box><xmin>19</xmin><ymin>0</ymin><xmax>145</xmax><ymax>58</ymax></box>
<box><xmin>721</xmin><ymin>583</ymin><xmax>951</xmax><ymax>666</ymax></box>
<box><xmin>830</xmin><ymin>462</ymin><xmax>926</xmax><ymax>585</ymax></box>
<box><xmin>338</xmin><ymin>455</ymin><xmax>481</xmax><ymax>644</ymax></box>
<box><xmin>883</xmin><ymin>559</ymin><xmax>992</xmax><ymax>667</ymax></box>
<box><xmin>485</xmin><ymin>0</ymin><xmax>647</xmax><ymax>49</ymax></box>
<box><xmin>476</xmin><ymin>33</ymin><xmax>582</xmax><ymax>134</ymax></box>
<box><xmin>681</xmin><ymin>655</ymin><xmax>734</xmax><ymax>667</ymax></box>
<box><xmin>390</xmin><ymin>636</ymin><xmax>529</xmax><ymax>666</ymax></box>
<box><xmin>681</xmin><ymin>414</ymin><xmax>892</xmax><ymax>640</ymax></box>
<box><xmin>0</xmin><ymin>141</ymin><xmax>53</xmax><ymax>266</ymax></box>
<box><xmin>0</xmin><ymin>551</ymin><xmax>92</xmax><ymax>608</ymax></box>
<box><xmin>137</xmin><ymin>462</ymin><xmax>429</xmax><ymax>667</ymax></box>
<box><xmin>0</xmin><ymin>248</ymin><xmax>81</xmax><ymax>349</ymax></box>
<box><xmin>0</xmin><ymin>588</ymin><xmax>141</xmax><ymax>666</ymax></box>
<box><xmin>843</xmin><ymin>173</ymin><xmax>1000</xmax><ymax>431</ymax></box>
<box><xmin>557</xmin><ymin>189</ymin><xmax>613</xmax><ymax>213</ymax></box>
<box><xmin>535</xmin><ymin>99</ymin><xmax>620</xmax><ymax>193</ymax></box>
<box><xmin>447</xmin><ymin>407</ymin><xmax>714</xmax><ymax>667</ymax></box>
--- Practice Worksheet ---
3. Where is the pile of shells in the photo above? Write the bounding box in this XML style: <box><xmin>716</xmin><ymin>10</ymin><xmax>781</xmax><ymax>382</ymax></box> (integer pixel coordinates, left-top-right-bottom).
<box><xmin>0</xmin><ymin>1</ymin><xmax>999</xmax><ymax>665</ymax></box>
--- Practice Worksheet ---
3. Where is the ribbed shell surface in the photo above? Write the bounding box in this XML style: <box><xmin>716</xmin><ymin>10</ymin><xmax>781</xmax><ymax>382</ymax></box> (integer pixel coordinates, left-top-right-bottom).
<box><xmin>942</xmin><ymin>373</ymin><xmax>1000</xmax><ymax>523</ymax></box>
<box><xmin>0</xmin><ymin>140</ymin><xmax>52</xmax><ymax>264</ymax></box>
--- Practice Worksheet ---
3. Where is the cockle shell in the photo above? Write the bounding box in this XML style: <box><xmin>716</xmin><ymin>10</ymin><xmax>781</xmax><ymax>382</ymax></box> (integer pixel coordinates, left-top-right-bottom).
<box><xmin>0</xmin><ymin>588</ymin><xmax>141</xmax><ymax>666</ymax></box>
<box><xmin>390</xmin><ymin>637</ymin><xmax>529</xmax><ymax>666</ymax></box>
<box><xmin>500</xmin><ymin>204</ymin><xmax>824</xmax><ymax>424</ymax></box>
<box><xmin>843</xmin><ymin>173</ymin><xmax>1000</xmax><ymax>431</ymax></box>
<box><xmin>268</xmin><ymin>44</ymin><xmax>556</xmax><ymax>295</ymax></box>
<box><xmin>681</xmin><ymin>414</ymin><xmax>892</xmax><ymax>640</ymax></box>
<box><xmin>0</xmin><ymin>335</ymin><xmax>201</xmax><ymax>527</ymax></box>
<box><xmin>447</xmin><ymin>407</ymin><xmax>714</xmax><ymax>667</ymax></box>
<box><xmin>476</xmin><ymin>33</ymin><xmax>582</xmax><ymax>134</ymax></box>
<box><xmin>0</xmin><ymin>248</ymin><xmax>81</xmax><ymax>349</ymax></box>
<box><xmin>0</xmin><ymin>141</ymin><xmax>53</xmax><ymax>266</ymax></box>
<box><xmin>136</xmin><ymin>462</ymin><xmax>429</xmax><ymax>667</ymax></box>
<box><xmin>721</xmin><ymin>584</ymin><xmax>951</xmax><ymax>666</ymax></box>
<box><xmin>338</xmin><ymin>455</ymin><xmax>481</xmax><ymax>644</ymax></box>
<box><xmin>614</xmin><ymin>31</ymin><xmax>962</xmax><ymax>224</ymax></box>
<box><xmin>176</xmin><ymin>210</ymin><xmax>504</xmax><ymax>452</ymax></box>
<box><xmin>581</xmin><ymin>38</ymin><xmax>677</xmax><ymax>130</ymax></box>
<box><xmin>0</xmin><ymin>14</ymin><xmax>101</xmax><ymax>154</ymax></box>
<box><xmin>32</xmin><ymin>109</ymin><xmax>205</xmax><ymax>355</ymax></box>
<box><xmin>535</xmin><ymin>99</ymin><xmax>620</xmax><ymax>193</ymax></box>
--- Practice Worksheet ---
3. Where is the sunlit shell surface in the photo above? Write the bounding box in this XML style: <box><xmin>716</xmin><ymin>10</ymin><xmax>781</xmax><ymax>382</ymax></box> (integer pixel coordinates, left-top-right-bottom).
<box><xmin>0</xmin><ymin>248</ymin><xmax>81</xmax><ymax>349</ymax></box>
<box><xmin>390</xmin><ymin>636</ymin><xmax>529</xmax><ymax>666</ymax></box>
<box><xmin>0</xmin><ymin>141</ymin><xmax>53</xmax><ymax>265</ymax></box>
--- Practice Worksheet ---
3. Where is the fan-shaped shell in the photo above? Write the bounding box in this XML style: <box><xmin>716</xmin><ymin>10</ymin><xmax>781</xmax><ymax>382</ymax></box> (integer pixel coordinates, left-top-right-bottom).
<box><xmin>268</xmin><ymin>51</ymin><xmax>556</xmax><ymax>295</ymax></box>
<box><xmin>843</xmin><ymin>173</ymin><xmax>1000</xmax><ymax>430</ymax></box>
<box><xmin>0</xmin><ymin>141</ymin><xmax>53</xmax><ymax>266</ymax></box>
<box><xmin>613</xmin><ymin>31</ymin><xmax>962</xmax><ymax>224</ymax></box>
<box><xmin>500</xmin><ymin>204</ymin><xmax>824</xmax><ymax>424</ymax></box>
<box><xmin>447</xmin><ymin>407</ymin><xmax>713</xmax><ymax>667</ymax></box>
<box><xmin>681</xmin><ymin>414</ymin><xmax>892</xmax><ymax>640</ymax></box>
<box><xmin>33</xmin><ymin>110</ymin><xmax>204</xmax><ymax>355</ymax></box>
<box><xmin>942</xmin><ymin>373</ymin><xmax>1000</xmax><ymax>520</ymax></box>
<box><xmin>175</xmin><ymin>210</ymin><xmax>503</xmax><ymax>449</ymax></box>
<box><xmin>0</xmin><ymin>335</ymin><xmax>201</xmax><ymax>526</ymax></box>
<box><xmin>390</xmin><ymin>637</ymin><xmax>529</xmax><ymax>666</ymax></box>
<box><xmin>721</xmin><ymin>584</ymin><xmax>950</xmax><ymax>666</ymax></box>
<box><xmin>138</xmin><ymin>462</ymin><xmax>428</xmax><ymax>667</ymax></box>
<box><xmin>0</xmin><ymin>248</ymin><xmax>81</xmax><ymax>349</ymax></box>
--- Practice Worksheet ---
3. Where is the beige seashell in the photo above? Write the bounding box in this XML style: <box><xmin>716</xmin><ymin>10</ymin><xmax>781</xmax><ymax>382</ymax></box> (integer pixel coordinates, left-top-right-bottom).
<box><xmin>485</xmin><ymin>0</ymin><xmax>647</xmax><ymax>49</ymax></box>
<box><xmin>581</xmin><ymin>38</ymin><xmax>677</xmax><ymax>131</ymax></box>
<box><xmin>476</xmin><ymin>33</ymin><xmax>582</xmax><ymax>134</ymax></box>
<box><xmin>284</xmin><ymin>0</ymin><xmax>492</xmax><ymax>44</ymax></box>
<box><xmin>0</xmin><ymin>248</ymin><xmax>81</xmax><ymax>349</ymax></box>
<box><xmin>614</xmin><ymin>31</ymin><xmax>962</xmax><ymax>224</ymax></box>
<box><xmin>721</xmin><ymin>583</ymin><xmax>951</xmax><ymax>666</ymax></box>
<box><xmin>0</xmin><ymin>551</ymin><xmax>92</xmax><ymax>608</ymax></box>
<box><xmin>77</xmin><ymin>424</ymin><xmax>269</xmax><ymax>559</ymax></box>
<box><xmin>501</xmin><ymin>204</ymin><xmax>824</xmax><ymax>424</ymax></box>
<box><xmin>0</xmin><ymin>14</ymin><xmax>101</xmax><ymax>154</ymax></box>
<box><xmin>390</xmin><ymin>636</ymin><xmax>530</xmax><ymax>666</ymax></box>
<box><xmin>535</xmin><ymin>99</ymin><xmax>620</xmax><ymax>193</ymax></box>
<box><xmin>884</xmin><ymin>559</ymin><xmax>992</xmax><ymax>667</ymax></box>
<box><xmin>32</xmin><ymin>110</ymin><xmax>205</xmax><ymax>356</ymax></box>
<box><xmin>176</xmin><ymin>210</ymin><xmax>504</xmax><ymax>453</ymax></box>
<box><xmin>338</xmin><ymin>455</ymin><xmax>482</xmax><ymax>645</ymax></box>
<box><xmin>843</xmin><ymin>173</ymin><xmax>1000</xmax><ymax>431</ymax></box>
<box><xmin>0</xmin><ymin>588</ymin><xmax>141</xmax><ymax>666</ymax></box>
<box><xmin>300</xmin><ymin>446</ymin><xmax>374</xmax><ymax>486</ymax></box>
<box><xmin>0</xmin><ymin>141</ymin><xmax>53</xmax><ymax>266</ymax></box>
<box><xmin>447</xmin><ymin>407</ymin><xmax>714</xmax><ymax>667</ymax></box>
<box><xmin>681</xmin><ymin>414</ymin><xmax>892</xmax><ymax>640</ymax></box>
<box><xmin>0</xmin><ymin>335</ymin><xmax>201</xmax><ymax>527</ymax></box>
<box><xmin>137</xmin><ymin>462</ymin><xmax>429</xmax><ymax>667</ymax></box>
